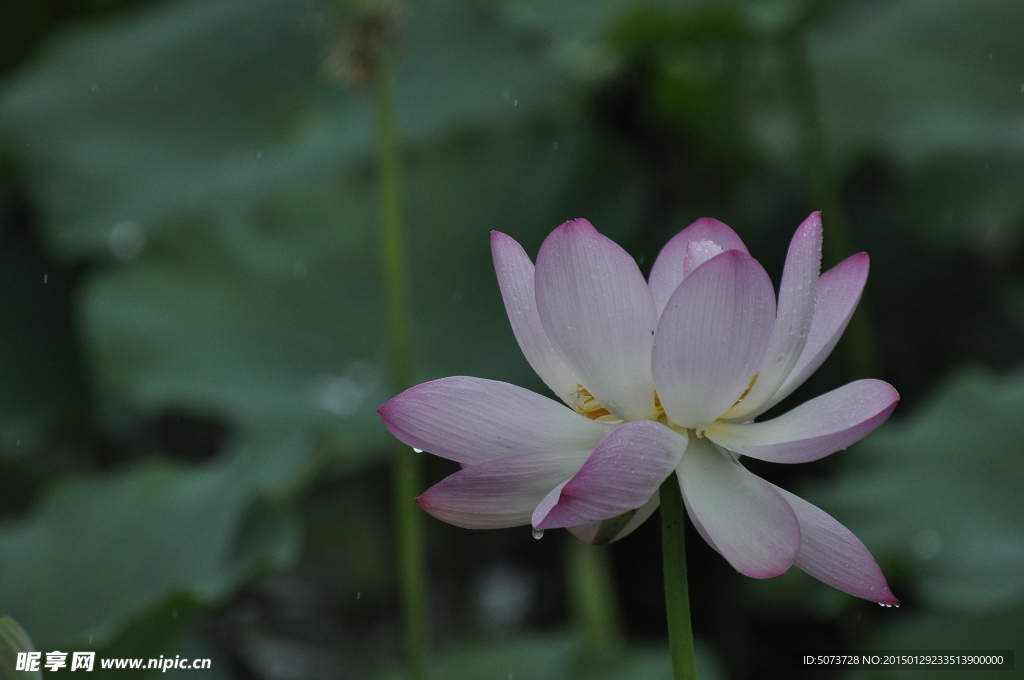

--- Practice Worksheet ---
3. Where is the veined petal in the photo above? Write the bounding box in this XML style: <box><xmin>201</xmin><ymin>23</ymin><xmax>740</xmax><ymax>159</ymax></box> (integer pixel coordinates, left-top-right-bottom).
<box><xmin>775</xmin><ymin>486</ymin><xmax>899</xmax><ymax>605</ymax></box>
<box><xmin>378</xmin><ymin>377</ymin><xmax>610</xmax><ymax>465</ymax></box>
<box><xmin>653</xmin><ymin>250</ymin><xmax>775</xmax><ymax>430</ymax></box>
<box><xmin>678</xmin><ymin>437</ymin><xmax>800</xmax><ymax>578</ymax></box>
<box><xmin>682</xmin><ymin>240</ymin><xmax>725</xmax><ymax>279</ymax></box>
<box><xmin>534</xmin><ymin>421</ymin><xmax>687</xmax><ymax>529</ymax></box>
<box><xmin>768</xmin><ymin>253</ymin><xmax>870</xmax><ymax>409</ymax></box>
<box><xmin>417</xmin><ymin>452</ymin><xmax>588</xmax><ymax>529</ymax></box>
<box><xmin>725</xmin><ymin>213</ymin><xmax>822</xmax><ymax>420</ymax></box>
<box><xmin>706</xmin><ymin>380</ymin><xmax>899</xmax><ymax>463</ymax></box>
<box><xmin>567</xmin><ymin>492</ymin><xmax>661</xmax><ymax>545</ymax></box>
<box><xmin>492</xmin><ymin>231</ymin><xmax>581</xmax><ymax>406</ymax></box>
<box><xmin>535</xmin><ymin>219</ymin><xmax>658</xmax><ymax>421</ymax></box>
<box><xmin>649</xmin><ymin>218</ymin><xmax>749</xmax><ymax>317</ymax></box>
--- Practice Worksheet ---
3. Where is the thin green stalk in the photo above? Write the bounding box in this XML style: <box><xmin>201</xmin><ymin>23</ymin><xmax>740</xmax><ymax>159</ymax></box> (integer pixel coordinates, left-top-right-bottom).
<box><xmin>660</xmin><ymin>473</ymin><xmax>698</xmax><ymax>680</ymax></box>
<box><xmin>567</xmin><ymin>538</ymin><xmax>622</xmax><ymax>650</ymax></box>
<box><xmin>781</xmin><ymin>31</ymin><xmax>880</xmax><ymax>380</ymax></box>
<box><xmin>374</xmin><ymin>62</ymin><xmax>429</xmax><ymax>680</ymax></box>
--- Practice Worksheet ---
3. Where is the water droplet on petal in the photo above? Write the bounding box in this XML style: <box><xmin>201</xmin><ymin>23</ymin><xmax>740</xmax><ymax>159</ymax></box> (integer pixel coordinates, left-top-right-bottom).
<box><xmin>412</xmin><ymin>447</ymin><xmax>423</xmax><ymax>453</ymax></box>
<box><xmin>532</xmin><ymin>528</ymin><xmax>544</xmax><ymax>540</ymax></box>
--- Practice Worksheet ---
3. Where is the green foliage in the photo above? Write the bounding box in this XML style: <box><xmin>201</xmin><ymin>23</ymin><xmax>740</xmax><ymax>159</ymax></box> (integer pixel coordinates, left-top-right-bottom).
<box><xmin>811</xmin><ymin>0</ymin><xmax>1024</xmax><ymax>252</ymax></box>
<box><xmin>809</xmin><ymin>369</ymin><xmax>1024</xmax><ymax>614</ymax></box>
<box><xmin>377</xmin><ymin>634</ymin><xmax>724</xmax><ymax>680</ymax></box>
<box><xmin>0</xmin><ymin>0</ymin><xmax>648</xmax><ymax>661</ymax></box>
<box><xmin>0</xmin><ymin>429</ymin><xmax>313</xmax><ymax>649</ymax></box>
<box><xmin>802</xmin><ymin>369</ymin><xmax>1024</xmax><ymax>675</ymax></box>
<box><xmin>0</xmin><ymin>616</ymin><xmax>41</xmax><ymax>680</ymax></box>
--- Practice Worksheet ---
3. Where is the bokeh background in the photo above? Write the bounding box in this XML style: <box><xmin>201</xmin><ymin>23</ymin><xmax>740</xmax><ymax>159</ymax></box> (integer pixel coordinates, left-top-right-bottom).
<box><xmin>1</xmin><ymin>0</ymin><xmax>1023</xmax><ymax>678</ymax></box>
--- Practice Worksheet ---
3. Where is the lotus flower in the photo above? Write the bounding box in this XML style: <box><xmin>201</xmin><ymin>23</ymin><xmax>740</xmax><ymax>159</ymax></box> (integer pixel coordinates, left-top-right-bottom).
<box><xmin>379</xmin><ymin>214</ymin><xmax>899</xmax><ymax>604</ymax></box>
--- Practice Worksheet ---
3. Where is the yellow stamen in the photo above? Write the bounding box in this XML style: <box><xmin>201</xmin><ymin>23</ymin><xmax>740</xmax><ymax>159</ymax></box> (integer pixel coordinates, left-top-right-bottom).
<box><xmin>572</xmin><ymin>385</ymin><xmax>612</xmax><ymax>420</ymax></box>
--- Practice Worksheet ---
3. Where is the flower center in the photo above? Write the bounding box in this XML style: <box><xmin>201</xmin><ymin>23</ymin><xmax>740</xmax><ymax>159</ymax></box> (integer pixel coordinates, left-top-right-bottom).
<box><xmin>572</xmin><ymin>385</ymin><xmax>614</xmax><ymax>420</ymax></box>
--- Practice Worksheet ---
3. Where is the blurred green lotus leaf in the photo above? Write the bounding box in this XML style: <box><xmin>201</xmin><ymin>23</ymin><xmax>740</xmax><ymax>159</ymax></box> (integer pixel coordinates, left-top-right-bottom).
<box><xmin>377</xmin><ymin>633</ymin><xmax>724</xmax><ymax>680</ymax></box>
<box><xmin>0</xmin><ymin>428</ymin><xmax>314</xmax><ymax>649</ymax></box>
<box><xmin>0</xmin><ymin>0</ymin><xmax>573</xmax><ymax>257</ymax></box>
<box><xmin>76</xmin><ymin>120</ymin><xmax>645</xmax><ymax>456</ymax></box>
<box><xmin>0</xmin><ymin>616</ymin><xmax>41</xmax><ymax>680</ymax></box>
<box><xmin>805</xmin><ymin>369</ymin><xmax>1024</xmax><ymax>615</ymax></box>
<box><xmin>0</xmin><ymin>0</ymin><xmax>647</xmax><ymax>460</ymax></box>
<box><xmin>811</xmin><ymin>0</ymin><xmax>1024</xmax><ymax>252</ymax></box>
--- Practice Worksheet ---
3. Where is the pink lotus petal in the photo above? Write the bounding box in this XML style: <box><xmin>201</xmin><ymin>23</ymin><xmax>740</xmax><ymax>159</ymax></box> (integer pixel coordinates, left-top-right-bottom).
<box><xmin>417</xmin><ymin>452</ymin><xmax>588</xmax><ymax>529</ymax></box>
<box><xmin>533</xmin><ymin>421</ymin><xmax>687</xmax><ymax>528</ymax></box>
<box><xmin>491</xmin><ymin>231</ymin><xmax>581</xmax><ymax>407</ymax></box>
<box><xmin>775</xmin><ymin>486</ymin><xmax>899</xmax><ymax>605</ymax></box>
<box><xmin>707</xmin><ymin>379</ymin><xmax>899</xmax><ymax>463</ymax></box>
<box><xmin>682</xmin><ymin>240</ymin><xmax>725</xmax><ymax>279</ymax></box>
<box><xmin>648</xmin><ymin>218</ymin><xmax>748</xmax><ymax>317</ymax></box>
<box><xmin>566</xmin><ymin>491</ymin><xmax>661</xmax><ymax>544</ymax></box>
<box><xmin>652</xmin><ymin>250</ymin><xmax>775</xmax><ymax>430</ymax></box>
<box><xmin>535</xmin><ymin>219</ymin><xmax>658</xmax><ymax>421</ymax></box>
<box><xmin>683</xmin><ymin>490</ymin><xmax>722</xmax><ymax>555</ymax></box>
<box><xmin>678</xmin><ymin>438</ymin><xmax>800</xmax><ymax>578</ymax></box>
<box><xmin>726</xmin><ymin>213</ymin><xmax>822</xmax><ymax>420</ymax></box>
<box><xmin>769</xmin><ymin>253</ymin><xmax>870</xmax><ymax>408</ymax></box>
<box><xmin>378</xmin><ymin>376</ymin><xmax>610</xmax><ymax>465</ymax></box>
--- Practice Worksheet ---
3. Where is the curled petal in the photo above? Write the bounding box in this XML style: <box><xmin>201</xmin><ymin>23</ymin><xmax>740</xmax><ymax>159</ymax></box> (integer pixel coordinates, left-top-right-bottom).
<box><xmin>706</xmin><ymin>379</ymin><xmax>899</xmax><ymax>463</ymax></box>
<box><xmin>653</xmin><ymin>250</ymin><xmax>775</xmax><ymax>430</ymax></box>
<box><xmin>535</xmin><ymin>219</ymin><xmax>658</xmax><ymax>421</ymax></box>
<box><xmin>726</xmin><ymin>213</ymin><xmax>822</xmax><ymax>419</ymax></box>
<box><xmin>492</xmin><ymin>231</ymin><xmax>581</xmax><ymax>406</ymax></box>
<box><xmin>534</xmin><ymin>421</ymin><xmax>686</xmax><ymax>529</ymax></box>
<box><xmin>649</xmin><ymin>218</ymin><xmax>749</xmax><ymax>317</ymax></box>
<box><xmin>679</xmin><ymin>438</ymin><xmax>800</xmax><ymax>578</ymax></box>
<box><xmin>379</xmin><ymin>377</ymin><xmax>610</xmax><ymax>465</ymax></box>
<box><xmin>417</xmin><ymin>452</ymin><xmax>588</xmax><ymax>529</ymax></box>
<box><xmin>775</xmin><ymin>486</ymin><xmax>899</xmax><ymax>605</ymax></box>
<box><xmin>567</xmin><ymin>492</ymin><xmax>661</xmax><ymax>545</ymax></box>
<box><xmin>769</xmin><ymin>253</ymin><xmax>870</xmax><ymax>408</ymax></box>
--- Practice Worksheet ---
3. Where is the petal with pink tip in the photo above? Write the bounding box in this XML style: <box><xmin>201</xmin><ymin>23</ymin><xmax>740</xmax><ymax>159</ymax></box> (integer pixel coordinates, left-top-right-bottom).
<box><xmin>417</xmin><ymin>452</ymin><xmax>588</xmax><ymax>529</ymax></box>
<box><xmin>535</xmin><ymin>219</ymin><xmax>658</xmax><ymax>421</ymax></box>
<box><xmin>653</xmin><ymin>250</ymin><xmax>775</xmax><ymax>430</ymax></box>
<box><xmin>775</xmin><ymin>486</ymin><xmax>899</xmax><ymax>604</ymax></box>
<box><xmin>769</xmin><ymin>253</ymin><xmax>870</xmax><ymax>408</ymax></box>
<box><xmin>648</xmin><ymin>218</ymin><xmax>748</xmax><ymax>317</ymax></box>
<box><xmin>567</xmin><ymin>492</ymin><xmax>661</xmax><ymax>545</ymax></box>
<box><xmin>378</xmin><ymin>377</ymin><xmax>610</xmax><ymax>465</ymax></box>
<box><xmin>678</xmin><ymin>438</ymin><xmax>800</xmax><ymax>578</ymax></box>
<box><xmin>708</xmin><ymin>380</ymin><xmax>899</xmax><ymax>463</ymax></box>
<box><xmin>533</xmin><ymin>421</ymin><xmax>686</xmax><ymax>528</ymax></box>
<box><xmin>725</xmin><ymin>213</ymin><xmax>822</xmax><ymax>420</ymax></box>
<box><xmin>492</xmin><ymin>231</ymin><xmax>581</xmax><ymax>407</ymax></box>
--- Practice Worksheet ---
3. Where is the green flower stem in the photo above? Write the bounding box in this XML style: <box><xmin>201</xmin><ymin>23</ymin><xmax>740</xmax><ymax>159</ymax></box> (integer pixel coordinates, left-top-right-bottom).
<box><xmin>373</xmin><ymin>62</ymin><xmax>429</xmax><ymax>680</ymax></box>
<box><xmin>781</xmin><ymin>31</ymin><xmax>880</xmax><ymax>380</ymax></box>
<box><xmin>567</xmin><ymin>538</ymin><xmax>622</xmax><ymax>650</ymax></box>
<box><xmin>660</xmin><ymin>473</ymin><xmax>698</xmax><ymax>680</ymax></box>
